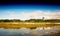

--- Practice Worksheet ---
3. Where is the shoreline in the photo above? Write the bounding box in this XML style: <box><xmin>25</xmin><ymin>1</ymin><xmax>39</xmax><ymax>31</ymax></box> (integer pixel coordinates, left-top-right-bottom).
<box><xmin>0</xmin><ymin>23</ymin><xmax>60</xmax><ymax>29</ymax></box>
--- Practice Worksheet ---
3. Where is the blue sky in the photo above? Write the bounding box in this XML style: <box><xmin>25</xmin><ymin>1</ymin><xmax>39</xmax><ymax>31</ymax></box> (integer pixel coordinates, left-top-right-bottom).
<box><xmin>0</xmin><ymin>4</ymin><xmax>60</xmax><ymax>20</ymax></box>
<box><xmin>0</xmin><ymin>4</ymin><xmax>60</xmax><ymax>10</ymax></box>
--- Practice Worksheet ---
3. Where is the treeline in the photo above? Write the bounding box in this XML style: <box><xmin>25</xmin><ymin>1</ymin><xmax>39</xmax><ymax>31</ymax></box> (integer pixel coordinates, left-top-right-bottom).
<box><xmin>25</xmin><ymin>19</ymin><xmax>44</xmax><ymax>22</ymax></box>
<box><xmin>25</xmin><ymin>19</ymin><xmax>60</xmax><ymax>23</ymax></box>
<box><xmin>0</xmin><ymin>19</ymin><xmax>22</xmax><ymax>22</ymax></box>
<box><xmin>45</xmin><ymin>19</ymin><xmax>60</xmax><ymax>23</ymax></box>
<box><xmin>0</xmin><ymin>19</ymin><xmax>60</xmax><ymax>22</ymax></box>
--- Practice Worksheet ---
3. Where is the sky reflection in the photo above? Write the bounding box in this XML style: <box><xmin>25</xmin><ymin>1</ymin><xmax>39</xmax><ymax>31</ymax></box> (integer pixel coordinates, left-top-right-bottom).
<box><xmin>0</xmin><ymin>26</ymin><xmax>60</xmax><ymax>36</ymax></box>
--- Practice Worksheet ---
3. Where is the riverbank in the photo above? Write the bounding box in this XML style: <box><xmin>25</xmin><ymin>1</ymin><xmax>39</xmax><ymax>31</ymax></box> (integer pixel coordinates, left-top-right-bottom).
<box><xmin>0</xmin><ymin>23</ymin><xmax>60</xmax><ymax>29</ymax></box>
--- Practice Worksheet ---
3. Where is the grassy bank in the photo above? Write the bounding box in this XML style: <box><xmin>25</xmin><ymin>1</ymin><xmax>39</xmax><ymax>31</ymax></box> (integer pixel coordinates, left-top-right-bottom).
<box><xmin>0</xmin><ymin>22</ymin><xmax>60</xmax><ymax>29</ymax></box>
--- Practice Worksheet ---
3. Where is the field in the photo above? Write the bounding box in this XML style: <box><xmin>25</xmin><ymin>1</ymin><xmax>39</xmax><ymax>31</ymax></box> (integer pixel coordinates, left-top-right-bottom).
<box><xmin>0</xmin><ymin>22</ymin><xmax>60</xmax><ymax>29</ymax></box>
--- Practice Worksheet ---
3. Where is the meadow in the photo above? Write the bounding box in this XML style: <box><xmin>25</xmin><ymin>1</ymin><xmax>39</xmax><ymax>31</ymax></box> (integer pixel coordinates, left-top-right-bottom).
<box><xmin>0</xmin><ymin>22</ymin><xmax>60</xmax><ymax>29</ymax></box>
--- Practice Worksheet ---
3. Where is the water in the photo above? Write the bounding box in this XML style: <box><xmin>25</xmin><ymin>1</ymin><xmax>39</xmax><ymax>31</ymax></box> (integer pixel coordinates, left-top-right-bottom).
<box><xmin>0</xmin><ymin>26</ymin><xmax>60</xmax><ymax>36</ymax></box>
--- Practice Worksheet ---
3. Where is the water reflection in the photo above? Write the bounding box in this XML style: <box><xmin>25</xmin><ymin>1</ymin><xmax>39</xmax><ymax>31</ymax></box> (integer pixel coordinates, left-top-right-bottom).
<box><xmin>0</xmin><ymin>26</ymin><xmax>60</xmax><ymax>36</ymax></box>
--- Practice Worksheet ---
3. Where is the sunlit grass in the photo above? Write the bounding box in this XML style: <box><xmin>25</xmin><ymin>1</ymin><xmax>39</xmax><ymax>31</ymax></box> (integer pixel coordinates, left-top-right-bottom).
<box><xmin>0</xmin><ymin>22</ymin><xmax>60</xmax><ymax>29</ymax></box>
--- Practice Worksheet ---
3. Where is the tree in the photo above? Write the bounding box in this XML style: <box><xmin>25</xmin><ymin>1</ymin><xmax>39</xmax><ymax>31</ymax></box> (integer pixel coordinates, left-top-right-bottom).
<box><xmin>42</xmin><ymin>17</ymin><xmax>44</xmax><ymax>20</ymax></box>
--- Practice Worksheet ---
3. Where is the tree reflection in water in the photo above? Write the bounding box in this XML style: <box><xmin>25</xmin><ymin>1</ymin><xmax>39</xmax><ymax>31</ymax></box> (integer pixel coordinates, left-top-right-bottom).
<box><xmin>0</xmin><ymin>26</ymin><xmax>60</xmax><ymax>36</ymax></box>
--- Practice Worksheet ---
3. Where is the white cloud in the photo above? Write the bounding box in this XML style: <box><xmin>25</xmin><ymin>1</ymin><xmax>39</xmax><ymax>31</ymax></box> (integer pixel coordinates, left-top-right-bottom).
<box><xmin>0</xmin><ymin>10</ymin><xmax>60</xmax><ymax>20</ymax></box>
<box><xmin>23</xmin><ymin>10</ymin><xmax>60</xmax><ymax>20</ymax></box>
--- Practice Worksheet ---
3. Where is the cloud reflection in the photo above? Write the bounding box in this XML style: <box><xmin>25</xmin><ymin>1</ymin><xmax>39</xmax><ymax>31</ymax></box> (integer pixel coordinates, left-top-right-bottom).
<box><xmin>0</xmin><ymin>26</ymin><xmax>60</xmax><ymax>36</ymax></box>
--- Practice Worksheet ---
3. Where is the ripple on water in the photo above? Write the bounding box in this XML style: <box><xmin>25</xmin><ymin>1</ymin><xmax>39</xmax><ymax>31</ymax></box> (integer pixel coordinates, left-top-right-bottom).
<box><xmin>0</xmin><ymin>26</ymin><xmax>60</xmax><ymax>36</ymax></box>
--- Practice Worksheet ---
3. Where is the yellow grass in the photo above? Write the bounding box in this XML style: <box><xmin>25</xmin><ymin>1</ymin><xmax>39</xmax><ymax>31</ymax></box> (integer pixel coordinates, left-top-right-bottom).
<box><xmin>0</xmin><ymin>22</ymin><xmax>60</xmax><ymax>29</ymax></box>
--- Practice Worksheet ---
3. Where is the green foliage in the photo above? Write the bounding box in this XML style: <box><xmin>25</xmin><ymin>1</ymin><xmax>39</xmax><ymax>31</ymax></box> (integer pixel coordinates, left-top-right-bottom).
<box><xmin>0</xmin><ymin>19</ymin><xmax>60</xmax><ymax>23</ymax></box>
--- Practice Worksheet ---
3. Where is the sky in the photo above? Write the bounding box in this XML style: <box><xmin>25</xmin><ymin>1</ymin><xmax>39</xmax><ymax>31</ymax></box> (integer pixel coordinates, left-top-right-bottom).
<box><xmin>0</xmin><ymin>3</ymin><xmax>60</xmax><ymax>20</ymax></box>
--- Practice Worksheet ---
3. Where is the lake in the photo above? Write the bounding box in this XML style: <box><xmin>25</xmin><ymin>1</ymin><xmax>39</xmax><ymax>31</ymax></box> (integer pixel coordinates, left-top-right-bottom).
<box><xmin>0</xmin><ymin>26</ymin><xmax>60</xmax><ymax>36</ymax></box>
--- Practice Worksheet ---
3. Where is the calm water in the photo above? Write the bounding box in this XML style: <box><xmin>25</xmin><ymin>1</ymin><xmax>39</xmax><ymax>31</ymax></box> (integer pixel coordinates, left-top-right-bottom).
<box><xmin>0</xmin><ymin>26</ymin><xmax>60</xmax><ymax>36</ymax></box>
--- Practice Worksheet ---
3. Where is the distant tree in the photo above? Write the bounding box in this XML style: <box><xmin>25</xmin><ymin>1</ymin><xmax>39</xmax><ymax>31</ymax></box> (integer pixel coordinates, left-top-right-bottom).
<box><xmin>42</xmin><ymin>17</ymin><xmax>44</xmax><ymax>20</ymax></box>
<box><xmin>11</xmin><ymin>19</ymin><xmax>22</xmax><ymax>22</ymax></box>
<box><xmin>3</xmin><ymin>19</ymin><xmax>10</xmax><ymax>22</ymax></box>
